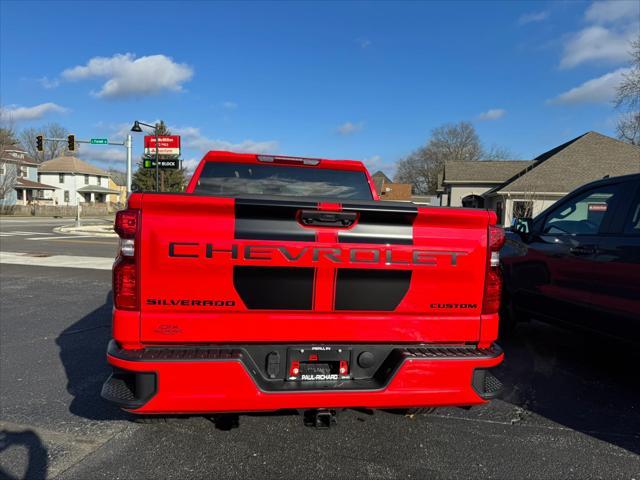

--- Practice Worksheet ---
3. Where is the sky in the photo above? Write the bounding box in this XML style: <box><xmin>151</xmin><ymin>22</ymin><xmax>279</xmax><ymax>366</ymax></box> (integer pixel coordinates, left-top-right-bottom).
<box><xmin>1</xmin><ymin>0</ymin><xmax>638</xmax><ymax>175</ymax></box>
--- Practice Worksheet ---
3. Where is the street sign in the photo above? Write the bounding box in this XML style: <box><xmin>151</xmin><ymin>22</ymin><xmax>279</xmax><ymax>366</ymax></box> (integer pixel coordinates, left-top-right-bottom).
<box><xmin>144</xmin><ymin>135</ymin><xmax>181</xmax><ymax>158</ymax></box>
<box><xmin>90</xmin><ymin>138</ymin><xmax>108</xmax><ymax>145</ymax></box>
<box><xmin>143</xmin><ymin>158</ymin><xmax>180</xmax><ymax>169</ymax></box>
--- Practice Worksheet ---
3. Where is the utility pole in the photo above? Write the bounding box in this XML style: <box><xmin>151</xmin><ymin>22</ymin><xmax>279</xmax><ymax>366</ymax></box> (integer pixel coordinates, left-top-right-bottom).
<box><xmin>126</xmin><ymin>134</ymin><xmax>132</xmax><ymax>194</ymax></box>
<box><xmin>155</xmin><ymin>129</ymin><xmax>159</xmax><ymax>192</ymax></box>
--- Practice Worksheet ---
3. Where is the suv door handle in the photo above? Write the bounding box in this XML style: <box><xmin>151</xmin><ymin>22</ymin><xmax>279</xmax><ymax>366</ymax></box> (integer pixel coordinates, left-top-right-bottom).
<box><xmin>299</xmin><ymin>210</ymin><xmax>357</xmax><ymax>227</ymax></box>
<box><xmin>569</xmin><ymin>245</ymin><xmax>597</xmax><ymax>256</ymax></box>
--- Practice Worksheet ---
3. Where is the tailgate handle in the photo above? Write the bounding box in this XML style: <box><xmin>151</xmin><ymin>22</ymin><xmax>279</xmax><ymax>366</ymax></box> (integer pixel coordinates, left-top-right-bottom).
<box><xmin>300</xmin><ymin>210</ymin><xmax>357</xmax><ymax>227</ymax></box>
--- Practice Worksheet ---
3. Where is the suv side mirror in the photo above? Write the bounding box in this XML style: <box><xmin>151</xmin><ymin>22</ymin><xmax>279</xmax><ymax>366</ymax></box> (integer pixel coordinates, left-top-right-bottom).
<box><xmin>510</xmin><ymin>217</ymin><xmax>533</xmax><ymax>239</ymax></box>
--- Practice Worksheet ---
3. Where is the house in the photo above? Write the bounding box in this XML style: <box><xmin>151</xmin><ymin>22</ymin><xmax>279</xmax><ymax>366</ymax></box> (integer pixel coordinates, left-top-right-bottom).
<box><xmin>0</xmin><ymin>148</ymin><xmax>57</xmax><ymax>206</ymax></box>
<box><xmin>38</xmin><ymin>155</ymin><xmax>119</xmax><ymax>206</ymax></box>
<box><xmin>108</xmin><ymin>171</ymin><xmax>127</xmax><ymax>206</ymax></box>
<box><xmin>484</xmin><ymin>131</ymin><xmax>640</xmax><ymax>226</ymax></box>
<box><xmin>437</xmin><ymin>160</ymin><xmax>532</xmax><ymax>208</ymax></box>
<box><xmin>371</xmin><ymin>170</ymin><xmax>413</xmax><ymax>201</ymax></box>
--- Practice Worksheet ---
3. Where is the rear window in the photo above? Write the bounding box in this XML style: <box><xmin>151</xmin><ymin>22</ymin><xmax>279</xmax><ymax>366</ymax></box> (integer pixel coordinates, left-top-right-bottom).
<box><xmin>194</xmin><ymin>162</ymin><xmax>373</xmax><ymax>200</ymax></box>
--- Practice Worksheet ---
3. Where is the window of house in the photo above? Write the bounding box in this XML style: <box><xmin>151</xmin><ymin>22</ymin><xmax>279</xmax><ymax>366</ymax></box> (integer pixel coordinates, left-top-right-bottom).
<box><xmin>64</xmin><ymin>190</ymin><xmax>69</xmax><ymax>203</ymax></box>
<box><xmin>512</xmin><ymin>200</ymin><xmax>534</xmax><ymax>220</ymax></box>
<box><xmin>542</xmin><ymin>185</ymin><xmax>621</xmax><ymax>235</ymax></box>
<box><xmin>0</xmin><ymin>163</ymin><xmax>5</xmax><ymax>175</ymax></box>
<box><xmin>85</xmin><ymin>174</ymin><xmax>89</xmax><ymax>185</ymax></box>
<box><xmin>18</xmin><ymin>166</ymin><xmax>27</xmax><ymax>178</ymax></box>
<box><xmin>59</xmin><ymin>173</ymin><xmax>65</xmax><ymax>183</ymax></box>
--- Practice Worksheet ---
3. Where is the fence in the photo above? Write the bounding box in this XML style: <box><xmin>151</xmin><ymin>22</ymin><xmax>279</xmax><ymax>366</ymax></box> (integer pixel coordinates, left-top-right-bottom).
<box><xmin>0</xmin><ymin>204</ymin><xmax>115</xmax><ymax>217</ymax></box>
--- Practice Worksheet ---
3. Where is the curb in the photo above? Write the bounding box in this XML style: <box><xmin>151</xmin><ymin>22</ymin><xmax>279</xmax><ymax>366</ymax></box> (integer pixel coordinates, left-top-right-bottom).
<box><xmin>54</xmin><ymin>225</ymin><xmax>118</xmax><ymax>238</ymax></box>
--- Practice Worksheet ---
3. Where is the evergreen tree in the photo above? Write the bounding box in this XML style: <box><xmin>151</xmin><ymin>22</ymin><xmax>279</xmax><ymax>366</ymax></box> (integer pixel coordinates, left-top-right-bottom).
<box><xmin>132</xmin><ymin>121</ymin><xmax>187</xmax><ymax>192</ymax></box>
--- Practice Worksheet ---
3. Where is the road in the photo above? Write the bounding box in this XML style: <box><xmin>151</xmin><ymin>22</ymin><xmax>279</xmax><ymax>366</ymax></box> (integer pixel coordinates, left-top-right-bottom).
<box><xmin>1</xmin><ymin>218</ymin><xmax>639</xmax><ymax>479</ymax></box>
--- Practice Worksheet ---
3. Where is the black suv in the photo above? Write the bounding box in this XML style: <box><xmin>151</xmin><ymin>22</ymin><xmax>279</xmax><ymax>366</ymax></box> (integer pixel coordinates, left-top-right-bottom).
<box><xmin>500</xmin><ymin>173</ymin><xmax>640</xmax><ymax>342</ymax></box>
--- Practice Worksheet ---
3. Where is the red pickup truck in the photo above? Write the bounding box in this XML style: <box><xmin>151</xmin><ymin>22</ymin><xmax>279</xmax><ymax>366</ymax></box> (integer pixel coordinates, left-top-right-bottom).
<box><xmin>102</xmin><ymin>151</ymin><xmax>504</xmax><ymax>424</ymax></box>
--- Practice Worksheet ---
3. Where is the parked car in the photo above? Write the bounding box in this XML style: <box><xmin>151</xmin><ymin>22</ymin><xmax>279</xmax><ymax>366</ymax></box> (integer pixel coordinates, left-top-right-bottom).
<box><xmin>500</xmin><ymin>173</ymin><xmax>640</xmax><ymax>343</ymax></box>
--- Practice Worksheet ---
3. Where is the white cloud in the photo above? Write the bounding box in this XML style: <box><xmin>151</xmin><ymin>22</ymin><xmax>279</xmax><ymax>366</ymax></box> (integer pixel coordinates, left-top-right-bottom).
<box><xmin>222</xmin><ymin>101</ymin><xmax>238</xmax><ymax>110</ymax></box>
<box><xmin>356</xmin><ymin>38</ymin><xmax>372</xmax><ymax>49</ymax></box>
<box><xmin>336</xmin><ymin>121</ymin><xmax>364</xmax><ymax>135</ymax></box>
<box><xmin>0</xmin><ymin>102</ymin><xmax>67</xmax><ymax>122</ymax></box>
<box><xmin>62</xmin><ymin>53</ymin><xmax>193</xmax><ymax>98</ymax></box>
<box><xmin>174</xmin><ymin>126</ymin><xmax>278</xmax><ymax>154</ymax></box>
<box><xmin>477</xmin><ymin>108</ymin><xmax>506</xmax><ymax>121</ymax></box>
<box><xmin>78</xmin><ymin>146</ymin><xmax>127</xmax><ymax>165</ymax></box>
<box><xmin>363</xmin><ymin>155</ymin><xmax>383</xmax><ymax>171</ymax></box>
<box><xmin>518</xmin><ymin>11</ymin><xmax>549</xmax><ymax>25</ymax></box>
<box><xmin>181</xmin><ymin>157</ymin><xmax>200</xmax><ymax>173</ymax></box>
<box><xmin>559</xmin><ymin>0</ymin><xmax>639</xmax><ymax>69</ymax></box>
<box><xmin>38</xmin><ymin>76</ymin><xmax>60</xmax><ymax>89</ymax></box>
<box><xmin>549</xmin><ymin>67</ymin><xmax>630</xmax><ymax>104</ymax></box>
<box><xmin>584</xmin><ymin>0</ymin><xmax>639</xmax><ymax>24</ymax></box>
<box><xmin>560</xmin><ymin>25</ymin><xmax>637</xmax><ymax>68</ymax></box>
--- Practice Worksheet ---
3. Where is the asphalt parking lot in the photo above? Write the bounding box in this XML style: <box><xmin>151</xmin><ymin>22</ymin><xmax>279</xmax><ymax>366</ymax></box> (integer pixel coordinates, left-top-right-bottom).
<box><xmin>1</xmin><ymin>218</ymin><xmax>639</xmax><ymax>479</ymax></box>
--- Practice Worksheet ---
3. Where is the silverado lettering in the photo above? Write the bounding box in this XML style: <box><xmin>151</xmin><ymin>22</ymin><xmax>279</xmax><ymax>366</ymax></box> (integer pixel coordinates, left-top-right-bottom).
<box><xmin>168</xmin><ymin>242</ymin><xmax>466</xmax><ymax>267</ymax></box>
<box><xmin>146</xmin><ymin>299</ymin><xmax>236</xmax><ymax>307</ymax></box>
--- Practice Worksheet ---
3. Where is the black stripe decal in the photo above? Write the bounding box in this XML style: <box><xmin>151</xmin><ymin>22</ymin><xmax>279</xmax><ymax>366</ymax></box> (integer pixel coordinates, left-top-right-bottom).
<box><xmin>334</xmin><ymin>269</ymin><xmax>412</xmax><ymax>311</ymax></box>
<box><xmin>234</xmin><ymin>267</ymin><xmax>314</xmax><ymax>310</ymax></box>
<box><xmin>235</xmin><ymin>200</ymin><xmax>315</xmax><ymax>242</ymax></box>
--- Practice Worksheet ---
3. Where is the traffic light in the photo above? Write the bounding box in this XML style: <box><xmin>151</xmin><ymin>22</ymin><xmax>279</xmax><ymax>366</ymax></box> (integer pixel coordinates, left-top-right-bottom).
<box><xmin>36</xmin><ymin>135</ymin><xmax>44</xmax><ymax>152</ymax></box>
<box><xmin>67</xmin><ymin>134</ymin><xmax>75</xmax><ymax>152</ymax></box>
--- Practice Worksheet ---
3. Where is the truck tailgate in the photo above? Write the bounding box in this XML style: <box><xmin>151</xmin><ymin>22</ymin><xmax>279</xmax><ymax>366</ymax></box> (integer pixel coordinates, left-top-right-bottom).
<box><xmin>137</xmin><ymin>194</ymin><xmax>491</xmax><ymax>343</ymax></box>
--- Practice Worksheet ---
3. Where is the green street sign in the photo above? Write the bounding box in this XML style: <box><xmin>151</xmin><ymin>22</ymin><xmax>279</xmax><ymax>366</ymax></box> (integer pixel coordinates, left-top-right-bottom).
<box><xmin>143</xmin><ymin>158</ymin><xmax>179</xmax><ymax>169</ymax></box>
<box><xmin>90</xmin><ymin>138</ymin><xmax>108</xmax><ymax>145</ymax></box>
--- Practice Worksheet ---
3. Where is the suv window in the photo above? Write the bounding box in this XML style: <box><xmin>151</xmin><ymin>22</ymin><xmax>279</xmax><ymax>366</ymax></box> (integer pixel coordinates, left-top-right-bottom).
<box><xmin>195</xmin><ymin>162</ymin><xmax>374</xmax><ymax>200</ymax></box>
<box><xmin>542</xmin><ymin>184</ymin><xmax>621</xmax><ymax>235</ymax></box>
<box><xmin>625</xmin><ymin>191</ymin><xmax>640</xmax><ymax>235</ymax></box>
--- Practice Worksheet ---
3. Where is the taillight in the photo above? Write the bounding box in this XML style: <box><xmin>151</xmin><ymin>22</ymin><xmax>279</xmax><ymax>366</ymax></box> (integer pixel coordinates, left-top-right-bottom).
<box><xmin>113</xmin><ymin>209</ymin><xmax>139</xmax><ymax>310</ymax></box>
<box><xmin>113</xmin><ymin>257</ymin><xmax>138</xmax><ymax>310</ymax></box>
<box><xmin>115</xmin><ymin>210</ymin><xmax>138</xmax><ymax>238</ymax></box>
<box><xmin>482</xmin><ymin>268</ymin><xmax>502</xmax><ymax>314</ymax></box>
<box><xmin>488</xmin><ymin>225</ymin><xmax>505</xmax><ymax>250</ymax></box>
<box><xmin>483</xmin><ymin>225</ymin><xmax>505</xmax><ymax>314</ymax></box>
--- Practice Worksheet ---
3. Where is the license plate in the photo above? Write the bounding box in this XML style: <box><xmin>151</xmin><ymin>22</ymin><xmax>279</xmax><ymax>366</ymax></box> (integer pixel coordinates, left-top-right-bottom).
<box><xmin>299</xmin><ymin>363</ymin><xmax>339</xmax><ymax>381</ymax></box>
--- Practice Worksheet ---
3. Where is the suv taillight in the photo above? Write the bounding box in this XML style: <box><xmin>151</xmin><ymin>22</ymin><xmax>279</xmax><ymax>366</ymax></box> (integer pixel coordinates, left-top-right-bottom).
<box><xmin>113</xmin><ymin>209</ymin><xmax>139</xmax><ymax>310</ymax></box>
<box><xmin>482</xmin><ymin>225</ymin><xmax>505</xmax><ymax>315</ymax></box>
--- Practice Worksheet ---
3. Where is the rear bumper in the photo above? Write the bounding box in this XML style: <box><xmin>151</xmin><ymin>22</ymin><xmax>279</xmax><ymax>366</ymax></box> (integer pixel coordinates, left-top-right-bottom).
<box><xmin>102</xmin><ymin>340</ymin><xmax>503</xmax><ymax>414</ymax></box>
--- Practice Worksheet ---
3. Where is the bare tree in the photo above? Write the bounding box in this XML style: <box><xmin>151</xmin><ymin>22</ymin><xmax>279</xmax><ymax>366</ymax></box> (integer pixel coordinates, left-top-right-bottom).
<box><xmin>483</xmin><ymin>144</ymin><xmax>516</xmax><ymax>160</ymax></box>
<box><xmin>19</xmin><ymin>122</ymin><xmax>69</xmax><ymax>162</ymax></box>
<box><xmin>394</xmin><ymin>121</ymin><xmax>512</xmax><ymax>194</ymax></box>
<box><xmin>614</xmin><ymin>37</ymin><xmax>640</xmax><ymax>145</ymax></box>
<box><xmin>0</xmin><ymin>126</ymin><xmax>19</xmax><ymax>204</ymax></box>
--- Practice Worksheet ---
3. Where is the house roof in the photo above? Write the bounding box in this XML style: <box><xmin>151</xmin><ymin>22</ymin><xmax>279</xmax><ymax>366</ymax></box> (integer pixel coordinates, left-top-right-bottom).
<box><xmin>109</xmin><ymin>171</ymin><xmax>127</xmax><ymax>186</ymax></box>
<box><xmin>15</xmin><ymin>178</ymin><xmax>58</xmax><ymax>190</ymax></box>
<box><xmin>443</xmin><ymin>160</ymin><xmax>533</xmax><ymax>184</ymax></box>
<box><xmin>39</xmin><ymin>155</ymin><xmax>109</xmax><ymax>176</ymax></box>
<box><xmin>491</xmin><ymin>131</ymin><xmax>640</xmax><ymax>195</ymax></box>
<box><xmin>371</xmin><ymin>170</ymin><xmax>392</xmax><ymax>194</ymax></box>
<box><xmin>1</xmin><ymin>149</ymin><xmax>38</xmax><ymax>166</ymax></box>
<box><xmin>76</xmin><ymin>185</ymin><xmax>120</xmax><ymax>194</ymax></box>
